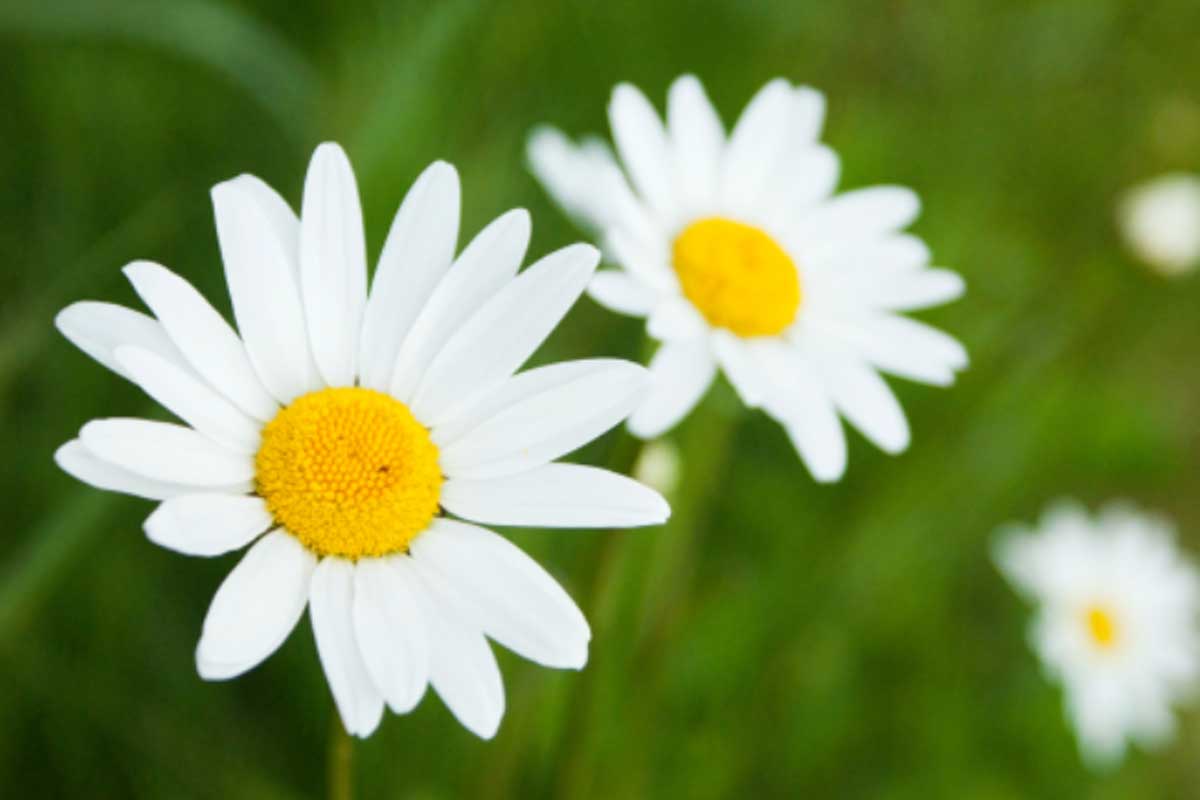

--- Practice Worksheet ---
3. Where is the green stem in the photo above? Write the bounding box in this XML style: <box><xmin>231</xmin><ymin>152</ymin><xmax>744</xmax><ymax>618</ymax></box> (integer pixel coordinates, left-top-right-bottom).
<box><xmin>327</xmin><ymin>709</ymin><xmax>354</xmax><ymax>800</ymax></box>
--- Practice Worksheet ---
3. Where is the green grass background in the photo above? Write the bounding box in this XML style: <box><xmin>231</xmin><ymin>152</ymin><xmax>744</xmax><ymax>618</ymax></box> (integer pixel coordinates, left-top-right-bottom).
<box><xmin>3</xmin><ymin>0</ymin><xmax>1200</xmax><ymax>796</ymax></box>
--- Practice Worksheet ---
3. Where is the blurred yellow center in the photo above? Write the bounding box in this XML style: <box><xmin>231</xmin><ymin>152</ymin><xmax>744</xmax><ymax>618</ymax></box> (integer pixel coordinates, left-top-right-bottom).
<box><xmin>255</xmin><ymin>388</ymin><xmax>442</xmax><ymax>559</ymax></box>
<box><xmin>672</xmin><ymin>217</ymin><xmax>801</xmax><ymax>338</ymax></box>
<box><xmin>1085</xmin><ymin>605</ymin><xmax>1119</xmax><ymax>650</ymax></box>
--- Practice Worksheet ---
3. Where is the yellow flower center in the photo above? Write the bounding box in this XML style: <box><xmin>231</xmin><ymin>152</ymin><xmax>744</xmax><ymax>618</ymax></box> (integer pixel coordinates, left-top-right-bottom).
<box><xmin>672</xmin><ymin>217</ymin><xmax>801</xmax><ymax>338</ymax></box>
<box><xmin>1084</xmin><ymin>605</ymin><xmax>1119</xmax><ymax>650</ymax></box>
<box><xmin>255</xmin><ymin>387</ymin><xmax>442</xmax><ymax>559</ymax></box>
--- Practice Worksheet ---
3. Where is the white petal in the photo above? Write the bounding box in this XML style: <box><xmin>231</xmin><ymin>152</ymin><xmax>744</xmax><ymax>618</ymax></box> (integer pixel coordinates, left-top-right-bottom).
<box><xmin>359</xmin><ymin>161</ymin><xmax>460</xmax><ymax>391</ymax></box>
<box><xmin>79</xmin><ymin>418</ymin><xmax>255</xmax><ymax>486</ymax></box>
<box><xmin>231</xmin><ymin>174</ymin><xmax>301</xmax><ymax>271</ymax></box>
<box><xmin>389</xmin><ymin>209</ymin><xmax>530</xmax><ymax>401</ymax></box>
<box><xmin>55</xmin><ymin>439</ymin><xmax>193</xmax><ymax>500</ymax></box>
<box><xmin>411</xmin><ymin>520</ymin><xmax>589</xmax><ymax>670</ymax></box>
<box><xmin>646</xmin><ymin>296</ymin><xmax>707</xmax><ymax>342</ymax></box>
<box><xmin>869</xmin><ymin>269</ymin><xmax>965</xmax><ymax>311</ymax></box>
<box><xmin>412</xmin><ymin>243</ymin><xmax>599</xmax><ymax>426</ymax></box>
<box><xmin>609</xmin><ymin>83</ymin><xmax>676</xmax><ymax>217</ymax></box>
<box><xmin>587</xmin><ymin>270</ymin><xmax>657</xmax><ymax>317</ymax></box>
<box><xmin>55</xmin><ymin>301</ymin><xmax>184</xmax><ymax>383</ymax></box>
<box><xmin>721</xmin><ymin>79</ymin><xmax>794</xmax><ymax>214</ymax></box>
<box><xmin>793</xmin><ymin>187</ymin><xmax>921</xmax><ymax>247</ymax></box>
<box><xmin>442</xmin><ymin>463</ymin><xmax>670</xmax><ymax>528</ymax></box>
<box><xmin>114</xmin><ymin>346</ymin><xmax>261</xmax><ymax>454</ymax></box>
<box><xmin>815</xmin><ymin>354</ymin><xmax>910</xmax><ymax>454</ymax></box>
<box><xmin>790</xmin><ymin>86</ymin><xmax>827</xmax><ymax>143</ymax></box>
<box><xmin>711</xmin><ymin>330</ymin><xmax>765</xmax><ymax>408</ymax></box>
<box><xmin>195</xmin><ymin>530</ymin><xmax>314</xmax><ymax>680</ymax></box>
<box><xmin>752</xmin><ymin>343</ymin><xmax>847</xmax><ymax>482</ymax></box>
<box><xmin>122</xmin><ymin>261</ymin><xmax>278</xmax><ymax>421</ymax></box>
<box><xmin>760</xmin><ymin>146</ymin><xmax>840</xmax><ymax>233</ymax></box>
<box><xmin>439</xmin><ymin>360</ymin><xmax>647</xmax><ymax>480</ymax></box>
<box><xmin>212</xmin><ymin>177</ymin><xmax>319</xmax><ymax>403</ymax></box>
<box><xmin>300</xmin><ymin>143</ymin><xmax>368</xmax><ymax>387</ymax></box>
<box><xmin>310</xmin><ymin>558</ymin><xmax>386</xmax><ymax>738</ymax></box>
<box><xmin>628</xmin><ymin>340</ymin><xmax>715</xmax><ymax>439</ymax></box>
<box><xmin>667</xmin><ymin>74</ymin><xmax>724</xmax><ymax>213</ymax></box>
<box><xmin>607</xmin><ymin>227</ymin><xmax>676</xmax><ymax>293</ymax></box>
<box><xmin>353</xmin><ymin>557</ymin><xmax>430</xmax><ymax>714</ymax></box>
<box><xmin>144</xmin><ymin>494</ymin><xmax>273</xmax><ymax>557</ymax></box>
<box><xmin>419</xmin><ymin>575</ymin><xmax>505</xmax><ymax>740</ymax></box>
<box><xmin>854</xmin><ymin>315</ymin><xmax>968</xmax><ymax>383</ymax></box>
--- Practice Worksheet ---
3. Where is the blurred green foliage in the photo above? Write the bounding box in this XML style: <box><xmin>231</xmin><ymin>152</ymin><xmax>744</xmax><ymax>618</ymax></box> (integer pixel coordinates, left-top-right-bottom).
<box><xmin>2</xmin><ymin>0</ymin><xmax>1200</xmax><ymax>797</ymax></box>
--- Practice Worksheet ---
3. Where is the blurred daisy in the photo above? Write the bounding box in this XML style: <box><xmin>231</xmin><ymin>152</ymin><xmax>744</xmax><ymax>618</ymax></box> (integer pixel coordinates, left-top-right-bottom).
<box><xmin>527</xmin><ymin>75</ymin><xmax>967</xmax><ymax>481</ymax></box>
<box><xmin>54</xmin><ymin>143</ymin><xmax>669</xmax><ymax>740</ymax></box>
<box><xmin>1118</xmin><ymin>173</ymin><xmax>1200</xmax><ymax>277</ymax></box>
<box><xmin>994</xmin><ymin>501</ymin><xmax>1200</xmax><ymax>767</ymax></box>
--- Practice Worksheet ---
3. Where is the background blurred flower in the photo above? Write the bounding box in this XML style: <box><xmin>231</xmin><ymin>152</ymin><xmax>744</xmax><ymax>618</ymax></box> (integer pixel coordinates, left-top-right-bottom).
<box><xmin>994</xmin><ymin>501</ymin><xmax>1200</xmax><ymax>768</ymax></box>
<box><xmin>55</xmin><ymin>143</ymin><xmax>668</xmax><ymax>740</ymax></box>
<box><xmin>528</xmin><ymin>76</ymin><xmax>966</xmax><ymax>482</ymax></box>
<box><xmin>1118</xmin><ymin>173</ymin><xmax>1200</xmax><ymax>277</ymax></box>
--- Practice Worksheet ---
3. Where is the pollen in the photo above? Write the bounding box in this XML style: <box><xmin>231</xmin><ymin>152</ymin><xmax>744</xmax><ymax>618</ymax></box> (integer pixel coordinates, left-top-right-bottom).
<box><xmin>255</xmin><ymin>387</ymin><xmax>442</xmax><ymax>559</ymax></box>
<box><xmin>672</xmin><ymin>217</ymin><xmax>801</xmax><ymax>338</ymax></box>
<box><xmin>1084</xmin><ymin>605</ymin><xmax>1119</xmax><ymax>650</ymax></box>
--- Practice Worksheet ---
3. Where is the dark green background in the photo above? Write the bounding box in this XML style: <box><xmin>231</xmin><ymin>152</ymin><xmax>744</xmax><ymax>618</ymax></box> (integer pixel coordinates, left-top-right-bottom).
<box><xmin>2</xmin><ymin>0</ymin><xmax>1199</xmax><ymax>797</ymax></box>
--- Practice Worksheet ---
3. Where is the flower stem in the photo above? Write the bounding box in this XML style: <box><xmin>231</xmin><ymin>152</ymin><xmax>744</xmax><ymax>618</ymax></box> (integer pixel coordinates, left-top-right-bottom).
<box><xmin>327</xmin><ymin>709</ymin><xmax>354</xmax><ymax>800</ymax></box>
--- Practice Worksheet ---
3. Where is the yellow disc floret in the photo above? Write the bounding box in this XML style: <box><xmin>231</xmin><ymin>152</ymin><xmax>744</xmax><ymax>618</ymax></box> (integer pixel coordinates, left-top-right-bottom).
<box><xmin>255</xmin><ymin>387</ymin><xmax>442</xmax><ymax>559</ymax></box>
<box><xmin>672</xmin><ymin>217</ymin><xmax>801</xmax><ymax>338</ymax></box>
<box><xmin>1084</xmin><ymin>605</ymin><xmax>1119</xmax><ymax>650</ymax></box>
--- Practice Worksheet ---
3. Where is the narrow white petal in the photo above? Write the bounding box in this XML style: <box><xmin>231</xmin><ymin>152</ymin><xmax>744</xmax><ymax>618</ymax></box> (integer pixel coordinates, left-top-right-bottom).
<box><xmin>411</xmin><ymin>520</ymin><xmax>590</xmax><ymax>670</ymax></box>
<box><xmin>442</xmin><ymin>463</ymin><xmax>669</xmax><ymax>528</ymax></box>
<box><xmin>646</xmin><ymin>296</ymin><xmax>707</xmax><ymax>342</ymax></box>
<box><xmin>869</xmin><ymin>268</ymin><xmax>965</xmax><ymax>311</ymax></box>
<box><xmin>439</xmin><ymin>360</ymin><xmax>647</xmax><ymax>480</ymax></box>
<box><xmin>412</xmin><ymin>243</ymin><xmax>599</xmax><ymax>426</ymax></box>
<box><xmin>359</xmin><ymin>161</ymin><xmax>460</xmax><ymax>391</ymax></box>
<box><xmin>609</xmin><ymin>83</ymin><xmax>676</xmax><ymax>217</ymax></box>
<box><xmin>80</xmin><ymin>418</ymin><xmax>255</xmax><ymax>486</ymax></box>
<box><xmin>790</xmin><ymin>86</ymin><xmax>827</xmax><ymax>143</ymax></box>
<box><xmin>667</xmin><ymin>74</ymin><xmax>724</xmax><ymax>213</ymax></box>
<box><xmin>55</xmin><ymin>301</ymin><xmax>183</xmax><ymax>383</ymax></box>
<box><xmin>816</xmin><ymin>355</ymin><xmax>910</xmax><ymax>454</ymax></box>
<box><xmin>752</xmin><ymin>343</ymin><xmax>847</xmax><ymax>482</ymax></box>
<box><xmin>212</xmin><ymin>177</ymin><xmax>319</xmax><ymax>403</ymax></box>
<box><xmin>115</xmin><ymin>346</ymin><xmax>261</xmax><ymax>454</ymax></box>
<box><xmin>55</xmin><ymin>439</ymin><xmax>194</xmax><ymax>500</ymax></box>
<box><xmin>418</xmin><ymin>573</ymin><xmax>504</xmax><ymax>739</ymax></box>
<box><xmin>804</xmin><ymin>315</ymin><xmax>964</xmax><ymax>387</ymax></box>
<box><xmin>628</xmin><ymin>340</ymin><xmax>715</xmax><ymax>439</ymax></box>
<box><xmin>721</xmin><ymin>79</ymin><xmax>794</xmax><ymax>213</ymax></box>
<box><xmin>389</xmin><ymin>209</ymin><xmax>530</xmax><ymax>401</ymax></box>
<box><xmin>711</xmin><ymin>330</ymin><xmax>765</xmax><ymax>408</ymax></box>
<box><xmin>300</xmin><ymin>143</ymin><xmax>368</xmax><ymax>387</ymax></box>
<box><xmin>587</xmin><ymin>270</ymin><xmax>658</xmax><ymax>317</ymax></box>
<box><xmin>195</xmin><ymin>530</ymin><xmax>314</xmax><ymax>680</ymax></box>
<box><xmin>144</xmin><ymin>494</ymin><xmax>273</xmax><ymax>557</ymax></box>
<box><xmin>122</xmin><ymin>261</ymin><xmax>278</xmax><ymax>421</ymax></box>
<box><xmin>231</xmin><ymin>174</ymin><xmax>301</xmax><ymax>271</ymax></box>
<box><xmin>310</xmin><ymin>559</ymin><xmax>386</xmax><ymax>738</ymax></box>
<box><xmin>352</xmin><ymin>557</ymin><xmax>430</xmax><ymax>714</ymax></box>
<box><xmin>793</xmin><ymin>187</ymin><xmax>921</xmax><ymax>247</ymax></box>
<box><xmin>761</xmin><ymin>146</ymin><xmax>840</xmax><ymax>233</ymax></box>
<box><xmin>607</xmin><ymin>227</ymin><xmax>676</xmax><ymax>293</ymax></box>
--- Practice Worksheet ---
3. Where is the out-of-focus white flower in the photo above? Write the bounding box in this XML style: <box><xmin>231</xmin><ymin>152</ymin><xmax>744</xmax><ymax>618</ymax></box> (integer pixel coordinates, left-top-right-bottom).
<box><xmin>633</xmin><ymin>439</ymin><xmax>681</xmax><ymax>496</ymax></box>
<box><xmin>994</xmin><ymin>500</ymin><xmax>1200</xmax><ymax>768</ymax></box>
<box><xmin>528</xmin><ymin>76</ymin><xmax>966</xmax><ymax>483</ymax></box>
<box><xmin>1118</xmin><ymin>173</ymin><xmax>1200</xmax><ymax>276</ymax></box>
<box><xmin>55</xmin><ymin>143</ymin><xmax>669</xmax><ymax>740</ymax></box>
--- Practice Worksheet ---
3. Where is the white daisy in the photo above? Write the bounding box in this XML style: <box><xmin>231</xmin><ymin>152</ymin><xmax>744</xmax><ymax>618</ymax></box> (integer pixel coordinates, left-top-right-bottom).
<box><xmin>1118</xmin><ymin>173</ymin><xmax>1200</xmax><ymax>277</ymax></box>
<box><xmin>994</xmin><ymin>500</ymin><xmax>1200</xmax><ymax>767</ymax></box>
<box><xmin>54</xmin><ymin>143</ymin><xmax>669</xmax><ymax>740</ymax></box>
<box><xmin>527</xmin><ymin>75</ymin><xmax>967</xmax><ymax>481</ymax></box>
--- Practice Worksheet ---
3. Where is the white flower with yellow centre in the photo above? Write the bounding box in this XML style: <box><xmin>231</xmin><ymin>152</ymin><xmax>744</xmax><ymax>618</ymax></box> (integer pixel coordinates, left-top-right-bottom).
<box><xmin>994</xmin><ymin>501</ymin><xmax>1200</xmax><ymax>767</ymax></box>
<box><xmin>527</xmin><ymin>76</ymin><xmax>967</xmax><ymax>481</ymax></box>
<box><xmin>54</xmin><ymin>143</ymin><xmax>669</xmax><ymax>740</ymax></box>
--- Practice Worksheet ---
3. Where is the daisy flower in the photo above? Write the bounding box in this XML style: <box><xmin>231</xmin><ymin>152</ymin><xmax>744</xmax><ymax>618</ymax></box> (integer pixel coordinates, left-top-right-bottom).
<box><xmin>54</xmin><ymin>143</ymin><xmax>669</xmax><ymax>740</ymax></box>
<box><xmin>994</xmin><ymin>500</ymin><xmax>1200</xmax><ymax>767</ymax></box>
<box><xmin>527</xmin><ymin>75</ymin><xmax>967</xmax><ymax>481</ymax></box>
<box><xmin>1118</xmin><ymin>173</ymin><xmax>1200</xmax><ymax>277</ymax></box>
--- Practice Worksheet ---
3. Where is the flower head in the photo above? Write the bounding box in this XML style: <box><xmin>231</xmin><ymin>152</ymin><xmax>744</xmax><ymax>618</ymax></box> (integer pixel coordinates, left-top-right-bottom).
<box><xmin>994</xmin><ymin>501</ymin><xmax>1200</xmax><ymax>767</ymax></box>
<box><xmin>528</xmin><ymin>76</ymin><xmax>967</xmax><ymax>481</ymax></box>
<box><xmin>1118</xmin><ymin>173</ymin><xmax>1200</xmax><ymax>277</ymax></box>
<box><xmin>55</xmin><ymin>143</ymin><xmax>669</xmax><ymax>739</ymax></box>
